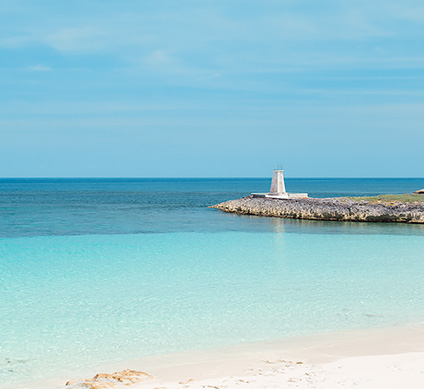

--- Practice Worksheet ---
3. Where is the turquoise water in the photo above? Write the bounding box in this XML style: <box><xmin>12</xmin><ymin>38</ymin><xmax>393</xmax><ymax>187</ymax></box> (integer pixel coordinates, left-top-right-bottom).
<box><xmin>1</xmin><ymin>179</ymin><xmax>424</xmax><ymax>386</ymax></box>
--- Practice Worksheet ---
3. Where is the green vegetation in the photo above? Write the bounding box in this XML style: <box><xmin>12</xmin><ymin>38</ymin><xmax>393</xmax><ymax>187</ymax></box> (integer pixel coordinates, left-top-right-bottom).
<box><xmin>347</xmin><ymin>193</ymin><xmax>424</xmax><ymax>204</ymax></box>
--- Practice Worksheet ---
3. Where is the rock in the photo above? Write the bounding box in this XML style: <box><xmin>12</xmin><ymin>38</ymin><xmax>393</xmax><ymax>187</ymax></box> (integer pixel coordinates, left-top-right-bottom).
<box><xmin>65</xmin><ymin>369</ymin><xmax>153</xmax><ymax>388</ymax></box>
<box><xmin>210</xmin><ymin>196</ymin><xmax>424</xmax><ymax>224</ymax></box>
<box><xmin>179</xmin><ymin>378</ymin><xmax>195</xmax><ymax>384</ymax></box>
<box><xmin>414</xmin><ymin>189</ymin><xmax>424</xmax><ymax>194</ymax></box>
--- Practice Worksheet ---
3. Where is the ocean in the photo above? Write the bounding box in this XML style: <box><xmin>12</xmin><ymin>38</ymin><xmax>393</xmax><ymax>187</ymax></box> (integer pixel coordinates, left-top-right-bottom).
<box><xmin>1</xmin><ymin>178</ymin><xmax>424</xmax><ymax>387</ymax></box>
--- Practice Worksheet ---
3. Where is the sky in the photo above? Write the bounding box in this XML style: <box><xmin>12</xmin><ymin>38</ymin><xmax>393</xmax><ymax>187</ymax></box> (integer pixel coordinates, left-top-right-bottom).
<box><xmin>1</xmin><ymin>0</ymin><xmax>423</xmax><ymax>177</ymax></box>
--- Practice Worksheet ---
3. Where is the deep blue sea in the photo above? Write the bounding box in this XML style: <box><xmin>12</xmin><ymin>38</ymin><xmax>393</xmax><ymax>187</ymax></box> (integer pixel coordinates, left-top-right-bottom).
<box><xmin>1</xmin><ymin>178</ymin><xmax>424</xmax><ymax>387</ymax></box>
<box><xmin>2</xmin><ymin>178</ymin><xmax>424</xmax><ymax>238</ymax></box>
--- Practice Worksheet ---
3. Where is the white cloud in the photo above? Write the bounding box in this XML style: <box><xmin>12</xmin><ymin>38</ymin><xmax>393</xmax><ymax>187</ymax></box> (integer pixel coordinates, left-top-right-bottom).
<box><xmin>144</xmin><ymin>49</ymin><xmax>177</xmax><ymax>67</ymax></box>
<box><xmin>142</xmin><ymin>49</ymin><xmax>197</xmax><ymax>76</ymax></box>
<box><xmin>43</xmin><ymin>25</ymin><xmax>152</xmax><ymax>54</ymax></box>
<box><xmin>0</xmin><ymin>35</ymin><xmax>33</xmax><ymax>48</ymax></box>
<box><xmin>45</xmin><ymin>27</ymin><xmax>106</xmax><ymax>53</ymax></box>
<box><xmin>194</xmin><ymin>72</ymin><xmax>222</xmax><ymax>81</ymax></box>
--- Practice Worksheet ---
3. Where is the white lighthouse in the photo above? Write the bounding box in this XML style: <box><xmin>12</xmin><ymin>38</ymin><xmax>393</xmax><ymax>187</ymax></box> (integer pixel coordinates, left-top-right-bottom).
<box><xmin>252</xmin><ymin>168</ymin><xmax>308</xmax><ymax>199</ymax></box>
<box><xmin>269</xmin><ymin>169</ymin><xmax>286</xmax><ymax>195</ymax></box>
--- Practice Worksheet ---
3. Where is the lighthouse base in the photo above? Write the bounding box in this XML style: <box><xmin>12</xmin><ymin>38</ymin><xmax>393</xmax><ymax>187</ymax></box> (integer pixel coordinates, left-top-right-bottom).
<box><xmin>252</xmin><ymin>193</ymin><xmax>309</xmax><ymax>199</ymax></box>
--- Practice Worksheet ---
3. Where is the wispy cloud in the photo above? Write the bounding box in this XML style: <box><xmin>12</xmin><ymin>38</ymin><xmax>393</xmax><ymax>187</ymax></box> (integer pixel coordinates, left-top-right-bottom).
<box><xmin>45</xmin><ymin>27</ymin><xmax>110</xmax><ymax>53</ymax></box>
<box><xmin>144</xmin><ymin>49</ymin><xmax>180</xmax><ymax>68</ymax></box>
<box><xmin>194</xmin><ymin>72</ymin><xmax>223</xmax><ymax>81</ymax></box>
<box><xmin>0</xmin><ymin>35</ymin><xmax>33</xmax><ymax>48</ymax></box>
<box><xmin>27</xmin><ymin>64</ymin><xmax>52</xmax><ymax>72</ymax></box>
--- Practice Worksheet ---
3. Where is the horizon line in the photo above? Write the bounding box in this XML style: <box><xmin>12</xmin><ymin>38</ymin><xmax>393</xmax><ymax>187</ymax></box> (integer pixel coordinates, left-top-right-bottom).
<box><xmin>1</xmin><ymin>176</ymin><xmax>424</xmax><ymax>180</ymax></box>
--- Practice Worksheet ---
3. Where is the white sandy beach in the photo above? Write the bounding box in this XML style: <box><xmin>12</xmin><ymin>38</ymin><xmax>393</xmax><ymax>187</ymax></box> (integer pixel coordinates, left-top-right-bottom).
<box><xmin>135</xmin><ymin>352</ymin><xmax>424</xmax><ymax>389</ymax></box>
<box><xmin>33</xmin><ymin>323</ymin><xmax>424</xmax><ymax>389</ymax></box>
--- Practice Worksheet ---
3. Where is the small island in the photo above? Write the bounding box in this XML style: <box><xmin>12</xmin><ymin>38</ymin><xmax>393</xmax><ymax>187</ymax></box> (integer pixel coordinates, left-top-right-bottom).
<box><xmin>212</xmin><ymin>170</ymin><xmax>424</xmax><ymax>224</ymax></box>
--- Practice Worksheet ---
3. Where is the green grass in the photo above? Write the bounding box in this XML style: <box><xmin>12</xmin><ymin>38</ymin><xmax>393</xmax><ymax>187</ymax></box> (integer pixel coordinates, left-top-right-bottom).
<box><xmin>347</xmin><ymin>193</ymin><xmax>424</xmax><ymax>204</ymax></box>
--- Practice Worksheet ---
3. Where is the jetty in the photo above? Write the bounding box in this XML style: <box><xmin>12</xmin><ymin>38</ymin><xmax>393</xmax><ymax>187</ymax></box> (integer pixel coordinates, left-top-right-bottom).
<box><xmin>212</xmin><ymin>170</ymin><xmax>424</xmax><ymax>224</ymax></box>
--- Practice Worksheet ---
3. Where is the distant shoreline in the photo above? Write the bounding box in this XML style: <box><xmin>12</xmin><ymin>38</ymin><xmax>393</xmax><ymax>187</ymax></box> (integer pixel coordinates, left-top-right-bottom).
<box><xmin>212</xmin><ymin>195</ymin><xmax>424</xmax><ymax>224</ymax></box>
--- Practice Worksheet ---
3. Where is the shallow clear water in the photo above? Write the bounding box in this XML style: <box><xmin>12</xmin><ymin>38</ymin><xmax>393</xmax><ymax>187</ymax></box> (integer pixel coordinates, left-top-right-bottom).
<box><xmin>0</xmin><ymin>178</ymin><xmax>424</xmax><ymax>386</ymax></box>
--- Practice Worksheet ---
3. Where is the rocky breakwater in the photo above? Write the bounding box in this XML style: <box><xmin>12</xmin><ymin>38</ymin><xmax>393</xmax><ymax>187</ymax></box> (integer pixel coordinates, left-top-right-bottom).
<box><xmin>211</xmin><ymin>195</ymin><xmax>424</xmax><ymax>224</ymax></box>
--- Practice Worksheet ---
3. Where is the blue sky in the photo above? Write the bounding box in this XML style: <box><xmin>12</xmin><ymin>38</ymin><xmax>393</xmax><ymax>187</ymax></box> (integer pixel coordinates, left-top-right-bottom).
<box><xmin>1</xmin><ymin>0</ymin><xmax>423</xmax><ymax>177</ymax></box>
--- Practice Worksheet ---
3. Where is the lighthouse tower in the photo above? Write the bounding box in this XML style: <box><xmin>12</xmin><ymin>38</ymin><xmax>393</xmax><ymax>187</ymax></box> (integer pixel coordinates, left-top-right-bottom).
<box><xmin>251</xmin><ymin>167</ymin><xmax>308</xmax><ymax>199</ymax></box>
<box><xmin>269</xmin><ymin>169</ymin><xmax>286</xmax><ymax>195</ymax></box>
